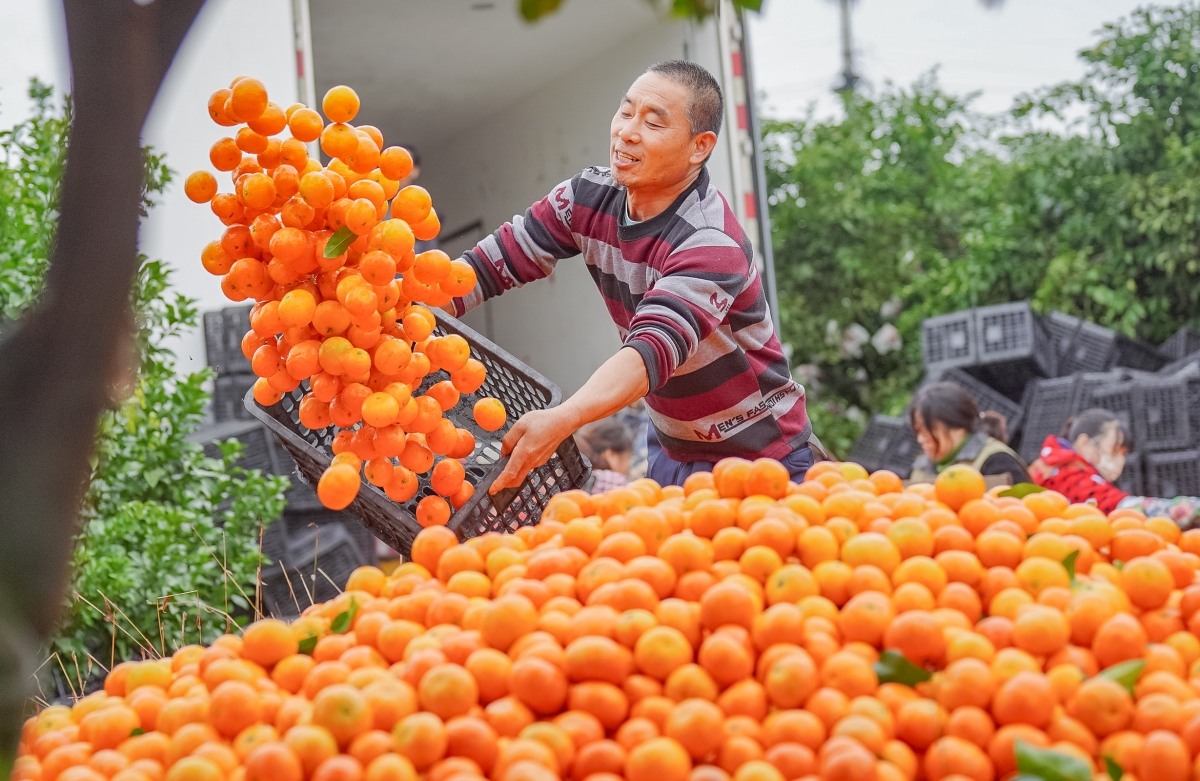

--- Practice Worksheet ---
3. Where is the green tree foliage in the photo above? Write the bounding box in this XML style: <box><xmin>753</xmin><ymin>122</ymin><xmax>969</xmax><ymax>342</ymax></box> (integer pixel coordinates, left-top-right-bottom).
<box><xmin>0</xmin><ymin>81</ymin><xmax>287</xmax><ymax>667</ymax></box>
<box><xmin>0</xmin><ymin>82</ymin><xmax>67</xmax><ymax>321</ymax></box>
<box><xmin>765</xmin><ymin>4</ymin><xmax>1200</xmax><ymax>456</ymax></box>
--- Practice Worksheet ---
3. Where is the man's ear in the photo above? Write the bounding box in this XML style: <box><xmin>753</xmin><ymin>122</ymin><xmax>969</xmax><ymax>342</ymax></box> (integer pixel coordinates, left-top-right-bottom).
<box><xmin>691</xmin><ymin>131</ymin><xmax>718</xmax><ymax>164</ymax></box>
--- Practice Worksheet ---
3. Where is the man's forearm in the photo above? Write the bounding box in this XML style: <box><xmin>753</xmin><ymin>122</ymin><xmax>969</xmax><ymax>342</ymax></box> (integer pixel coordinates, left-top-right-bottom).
<box><xmin>490</xmin><ymin>347</ymin><xmax>650</xmax><ymax>492</ymax></box>
<box><xmin>557</xmin><ymin>346</ymin><xmax>649</xmax><ymax>430</ymax></box>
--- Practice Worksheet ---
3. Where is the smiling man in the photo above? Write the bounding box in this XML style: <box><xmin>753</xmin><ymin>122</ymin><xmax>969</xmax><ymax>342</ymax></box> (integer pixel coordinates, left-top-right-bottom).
<box><xmin>450</xmin><ymin>60</ymin><xmax>812</xmax><ymax>491</ymax></box>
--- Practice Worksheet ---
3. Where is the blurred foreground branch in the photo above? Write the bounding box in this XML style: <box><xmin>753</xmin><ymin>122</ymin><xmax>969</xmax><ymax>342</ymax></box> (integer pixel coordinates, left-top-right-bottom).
<box><xmin>0</xmin><ymin>0</ymin><xmax>206</xmax><ymax>770</ymax></box>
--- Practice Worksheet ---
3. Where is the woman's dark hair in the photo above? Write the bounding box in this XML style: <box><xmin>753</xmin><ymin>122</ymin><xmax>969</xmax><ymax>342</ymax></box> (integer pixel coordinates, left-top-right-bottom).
<box><xmin>575</xmin><ymin>418</ymin><xmax>633</xmax><ymax>471</ymax></box>
<box><xmin>1060</xmin><ymin>408</ymin><xmax>1134</xmax><ymax>451</ymax></box>
<box><xmin>909</xmin><ymin>381</ymin><xmax>1009</xmax><ymax>444</ymax></box>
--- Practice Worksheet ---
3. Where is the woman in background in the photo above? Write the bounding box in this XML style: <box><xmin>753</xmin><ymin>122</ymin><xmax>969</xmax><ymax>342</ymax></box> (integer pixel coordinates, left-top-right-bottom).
<box><xmin>1030</xmin><ymin>409</ymin><xmax>1200</xmax><ymax>525</ymax></box>
<box><xmin>908</xmin><ymin>382</ymin><xmax>1030</xmax><ymax>485</ymax></box>
<box><xmin>575</xmin><ymin>418</ymin><xmax>634</xmax><ymax>495</ymax></box>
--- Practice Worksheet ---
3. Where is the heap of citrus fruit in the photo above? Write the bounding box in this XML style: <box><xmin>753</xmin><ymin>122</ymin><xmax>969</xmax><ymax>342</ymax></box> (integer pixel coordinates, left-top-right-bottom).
<box><xmin>184</xmin><ymin>76</ymin><xmax>508</xmax><ymax>521</ymax></box>
<box><xmin>18</xmin><ymin>459</ymin><xmax>1200</xmax><ymax>781</ymax></box>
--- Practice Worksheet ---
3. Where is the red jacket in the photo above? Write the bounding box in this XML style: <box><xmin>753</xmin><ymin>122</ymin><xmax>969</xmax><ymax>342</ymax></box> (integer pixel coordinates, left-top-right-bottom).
<box><xmin>1027</xmin><ymin>435</ymin><xmax>1130</xmax><ymax>513</ymax></box>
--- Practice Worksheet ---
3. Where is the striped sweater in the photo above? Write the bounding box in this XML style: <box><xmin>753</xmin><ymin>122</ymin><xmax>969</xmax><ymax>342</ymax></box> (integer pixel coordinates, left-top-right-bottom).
<box><xmin>451</xmin><ymin>165</ymin><xmax>809</xmax><ymax>463</ymax></box>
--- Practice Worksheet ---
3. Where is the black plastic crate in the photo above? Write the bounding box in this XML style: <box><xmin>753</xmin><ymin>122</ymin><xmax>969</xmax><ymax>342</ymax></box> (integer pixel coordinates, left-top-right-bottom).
<box><xmin>973</xmin><ymin>301</ymin><xmax>1054</xmax><ymax>374</ymax></box>
<box><xmin>203</xmin><ymin>305</ymin><xmax>254</xmax><ymax>376</ymax></box>
<box><xmin>1113</xmin><ymin>334</ymin><xmax>1169</xmax><ymax>373</ymax></box>
<box><xmin>1087</xmin><ymin>381</ymin><xmax>1137</xmax><ymax>444</ymax></box>
<box><xmin>848</xmin><ymin>415</ymin><xmax>921</xmax><ymax>478</ymax></box>
<box><xmin>1068</xmin><ymin>371</ymin><xmax>1122</xmax><ymax>417</ymax></box>
<box><xmin>1159</xmin><ymin>326</ymin><xmax>1200</xmax><ymax>361</ymax></box>
<box><xmin>937</xmin><ymin>367</ymin><xmax>1025</xmax><ymax>438</ymax></box>
<box><xmin>260</xmin><ymin>519</ymin><xmax>289</xmax><ymax>563</ymax></box>
<box><xmin>922</xmin><ymin>311</ymin><xmax>975</xmax><ymax>371</ymax></box>
<box><xmin>285</xmin><ymin>508</ymin><xmax>378</xmax><ymax>565</ymax></box>
<box><xmin>1146</xmin><ymin>450</ymin><xmax>1200</xmax><ymax>498</ymax></box>
<box><xmin>260</xmin><ymin>523</ymin><xmax>366</xmax><ymax>619</ymax></box>
<box><xmin>246</xmin><ymin>310</ymin><xmax>591</xmax><ymax>560</ymax></box>
<box><xmin>213</xmin><ymin>374</ymin><xmax>257</xmax><ymax>423</ymax></box>
<box><xmin>1045</xmin><ymin>312</ymin><xmax>1117</xmax><ymax>375</ymax></box>
<box><xmin>1116</xmin><ymin>452</ymin><xmax>1144</xmax><ymax>496</ymax></box>
<box><xmin>274</xmin><ymin>447</ymin><xmax>326</xmax><ymax>513</ymax></box>
<box><xmin>1137</xmin><ymin>376</ymin><xmax>1191</xmax><ymax>452</ymax></box>
<box><xmin>192</xmin><ymin>418</ymin><xmax>282</xmax><ymax>475</ymax></box>
<box><xmin>1182</xmin><ymin>370</ymin><xmax>1200</xmax><ymax>448</ymax></box>
<box><xmin>1017</xmin><ymin>376</ymin><xmax>1078</xmax><ymax>463</ymax></box>
<box><xmin>1160</xmin><ymin>350</ymin><xmax>1200</xmax><ymax>377</ymax></box>
<box><xmin>880</xmin><ymin>425</ymin><xmax>922</xmax><ymax>479</ymax></box>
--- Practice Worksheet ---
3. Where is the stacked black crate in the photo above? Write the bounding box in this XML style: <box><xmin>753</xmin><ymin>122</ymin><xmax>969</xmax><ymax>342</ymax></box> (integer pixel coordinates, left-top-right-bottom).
<box><xmin>203</xmin><ymin>305</ymin><xmax>257</xmax><ymax>423</ymax></box>
<box><xmin>1045</xmin><ymin>311</ymin><xmax>1169</xmax><ymax>375</ymax></box>
<box><xmin>1071</xmin><ymin>368</ymin><xmax>1194</xmax><ymax>500</ymax></box>
<box><xmin>259</xmin><ymin>523</ymin><xmax>368</xmax><ymax>619</ymax></box>
<box><xmin>189</xmin><ymin>417</ymin><xmax>372</xmax><ymax>618</ymax></box>
<box><xmin>196</xmin><ymin>305</ymin><xmax>375</xmax><ymax>618</ymax></box>
<box><xmin>1132</xmin><ymin>354</ymin><xmax>1200</xmax><ymax>499</ymax></box>
<box><xmin>921</xmin><ymin>311</ymin><xmax>976</xmax><ymax>377</ymax></box>
<box><xmin>1158</xmin><ymin>326</ymin><xmax>1200</xmax><ymax>362</ymax></box>
<box><xmin>1043</xmin><ymin>312</ymin><xmax>1118</xmax><ymax>376</ymax></box>
<box><xmin>968</xmin><ymin>302</ymin><xmax>1055</xmax><ymax>402</ymax></box>
<box><xmin>847</xmin><ymin>416</ymin><xmax>922</xmax><ymax>478</ymax></box>
<box><xmin>1017</xmin><ymin>376</ymin><xmax>1077</xmax><ymax>463</ymax></box>
<box><xmin>847</xmin><ymin>302</ymin><xmax>1191</xmax><ymax>492</ymax></box>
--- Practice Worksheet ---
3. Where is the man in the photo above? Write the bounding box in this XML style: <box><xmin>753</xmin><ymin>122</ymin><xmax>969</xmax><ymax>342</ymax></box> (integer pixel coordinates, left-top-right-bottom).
<box><xmin>449</xmin><ymin>60</ymin><xmax>811</xmax><ymax>491</ymax></box>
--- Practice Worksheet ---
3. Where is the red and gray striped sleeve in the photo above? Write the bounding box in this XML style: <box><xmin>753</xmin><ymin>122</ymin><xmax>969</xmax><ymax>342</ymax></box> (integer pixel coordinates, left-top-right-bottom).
<box><xmin>451</xmin><ymin>176</ymin><xmax>581</xmax><ymax>316</ymax></box>
<box><xmin>623</xmin><ymin>228</ymin><xmax>750</xmax><ymax>390</ymax></box>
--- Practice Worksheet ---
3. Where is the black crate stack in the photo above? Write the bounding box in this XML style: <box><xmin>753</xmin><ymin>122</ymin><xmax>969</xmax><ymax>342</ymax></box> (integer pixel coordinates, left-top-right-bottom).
<box><xmin>847</xmin><ymin>301</ymin><xmax>1196</xmax><ymax>492</ymax></box>
<box><xmin>847</xmin><ymin>416</ymin><xmax>922</xmax><ymax>476</ymax></box>
<box><xmin>203</xmin><ymin>305</ymin><xmax>257</xmax><ymax>423</ymax></box>
<box><xmin>193</xmin><ymin>305</ymin><xmax>376</xmax><ymax>618</ymax></box>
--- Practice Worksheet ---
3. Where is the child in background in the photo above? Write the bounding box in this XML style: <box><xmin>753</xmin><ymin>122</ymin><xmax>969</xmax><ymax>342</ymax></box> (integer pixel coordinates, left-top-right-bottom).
<box><xmin>1029</xmin><ymin>408</ymin><xmax>1200</xmax><ymax>526</ymax></box>
<box><xmin>908</xmin><ymin>382</ymin><xmax>1030</xmax><ymax>486</ymax></box>
<box><xmin>575</xmin><ymin>418</ymin><xmax>634</xmax><ymax>494</ymax></box>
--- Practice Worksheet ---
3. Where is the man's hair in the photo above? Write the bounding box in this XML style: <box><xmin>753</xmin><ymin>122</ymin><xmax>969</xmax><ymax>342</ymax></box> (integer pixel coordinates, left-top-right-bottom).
<box><xmin>646</xmin><ymin>60</ymin><xmax>724</xmax><ymax>137</ymax></box>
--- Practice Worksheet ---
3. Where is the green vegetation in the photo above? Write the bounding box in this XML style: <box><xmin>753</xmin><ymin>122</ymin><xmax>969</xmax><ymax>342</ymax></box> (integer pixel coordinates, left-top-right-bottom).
<box><xmin>766</xmin><ymin>4</ymin><xmax>1200</xmax><ymax>456</ymax></box>
<box><xmin>0</xmin><ymin>81</ymin><xmax>287</xmax><ymax>670</ymax></box>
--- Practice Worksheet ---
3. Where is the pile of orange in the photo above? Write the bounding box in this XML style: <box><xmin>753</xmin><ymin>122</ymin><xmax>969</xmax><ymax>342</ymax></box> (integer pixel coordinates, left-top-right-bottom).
<box><xmin>18</xmin><ymin>459</ymin><xmax>1200</xmax><ymax>781</ymax></box>
<box><xmin>184</xmin><ymin>76</ymin><xmax>508</xmax><ymax>519</ymax></box>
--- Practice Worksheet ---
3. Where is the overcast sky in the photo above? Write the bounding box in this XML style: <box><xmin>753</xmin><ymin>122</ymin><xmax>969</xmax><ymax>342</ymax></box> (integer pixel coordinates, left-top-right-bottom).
<box><xmin>747</xmin><ymin>0</ymin><xmax>1148</xmax><ymax>120</ymax></box>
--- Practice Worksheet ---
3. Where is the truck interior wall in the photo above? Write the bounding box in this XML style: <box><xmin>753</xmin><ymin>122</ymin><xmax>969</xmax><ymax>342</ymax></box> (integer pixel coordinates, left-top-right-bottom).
<box><xmin>419</xmin><ymin>20</ymin><xmax>732</xmax><ymax>397</ymax></box>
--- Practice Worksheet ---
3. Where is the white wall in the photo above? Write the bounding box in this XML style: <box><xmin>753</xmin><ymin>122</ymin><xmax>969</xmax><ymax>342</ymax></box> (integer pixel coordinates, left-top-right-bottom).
<box><xmin>419</xmin><ymin>19</ymin><xmax>733</xmax><ymax>397</ymax></box>
<box><xmin>0</xmin><ymin>2</ymin><xmax>68</xmax><ymax>129</ymax></box>
<box><xmin>139</xmin><ymin>0</ymin><xmax>300</xmax><ymax>377</ymax></box>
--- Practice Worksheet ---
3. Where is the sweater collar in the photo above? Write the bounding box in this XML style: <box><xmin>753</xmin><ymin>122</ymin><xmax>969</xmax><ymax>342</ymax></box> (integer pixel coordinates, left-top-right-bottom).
<box><xmin>616</xmin><ymin>165</ymin><xmax>710</xmax><ymax>242</ymax></box>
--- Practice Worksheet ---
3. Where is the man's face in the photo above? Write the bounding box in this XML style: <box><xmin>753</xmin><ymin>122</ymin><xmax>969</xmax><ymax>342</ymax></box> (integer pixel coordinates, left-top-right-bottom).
<box><xmin>610</xmin><ymin>72</ymin><xmax>713</xmax><ymax>191</ymax></box>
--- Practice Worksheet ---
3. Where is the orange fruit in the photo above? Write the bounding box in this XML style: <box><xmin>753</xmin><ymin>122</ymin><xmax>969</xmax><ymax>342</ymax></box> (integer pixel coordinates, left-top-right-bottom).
<box><xmin>473</xmin><ymin>398</ymin><xmax>507</xmax><ymax>432</ymax></box>
<box><xmin>393</xmin><ymin>712</ymin><xmax>448</xmax><ymax>771</ymax></box>
<box><xmin>323</xmin><ymin>86</ymin><xmax>360</xmax><ymax>123</ymax></box>
<box><xmin>934</xmin><ymin>465</ymin><xmax>986</xmax><ymax>512</ymax></box>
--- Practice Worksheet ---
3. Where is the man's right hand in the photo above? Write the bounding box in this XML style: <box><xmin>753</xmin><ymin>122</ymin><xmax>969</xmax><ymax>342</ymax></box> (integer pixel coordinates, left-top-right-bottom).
<box><xmin>489</xmin><ymin>407</ymin><xmax>578</xmax><ymax>494</ymax></box>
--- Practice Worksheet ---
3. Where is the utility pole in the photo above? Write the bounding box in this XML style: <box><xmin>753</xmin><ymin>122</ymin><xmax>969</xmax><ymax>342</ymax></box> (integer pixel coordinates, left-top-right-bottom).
<box><xmin>835</xmin><ymin>0</ymin><xmax>859</xmax><ymax>93</ymax></box>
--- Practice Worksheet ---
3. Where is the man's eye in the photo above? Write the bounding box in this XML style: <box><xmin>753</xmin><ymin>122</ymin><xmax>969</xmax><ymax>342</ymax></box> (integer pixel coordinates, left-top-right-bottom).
<box><xmin>647</xmin><ymin>123</ymin><xmax>662</xmax><ymax>129</ymax></box>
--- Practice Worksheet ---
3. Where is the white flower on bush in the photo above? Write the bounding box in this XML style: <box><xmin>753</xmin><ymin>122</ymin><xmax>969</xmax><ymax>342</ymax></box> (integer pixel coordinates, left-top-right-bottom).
<box><xmin>881</xmin><ymin>295</ymin><xmax>902</xmax><ymax>319</ymax></box>
<box><xmin>841</xmin><ymin>323</ymin><xmax>871</xmax><ymax>358</ymax></box>
<box><xmin>793</xmin><ymin>363</ymin><xmax>820</xmax><ymax>389</ymax></box>
<box><xmin>825</xmin><ymin>319</ymin><xmax>841</xmax><ymax>347</ymax></box>
<box><xmin>871</xmin><ymin>322</ymin><xmax>903</xmax><ymax>355</ymax></box>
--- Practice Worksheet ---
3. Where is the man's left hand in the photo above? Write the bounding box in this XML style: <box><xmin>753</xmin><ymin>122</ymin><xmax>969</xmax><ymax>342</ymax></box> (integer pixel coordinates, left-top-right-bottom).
<box><xmin>489</xmin><ymin>406</ymin><xmax>578</xmax><ymax>494</ymax></box>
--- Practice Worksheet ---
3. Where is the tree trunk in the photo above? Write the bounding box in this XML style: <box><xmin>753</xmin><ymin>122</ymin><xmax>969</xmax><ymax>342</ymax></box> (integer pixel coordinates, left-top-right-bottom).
<box><xmin>0</xmin><ymin>0</ymin><xmax>205</xmax><ymax>768</ymax></box>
